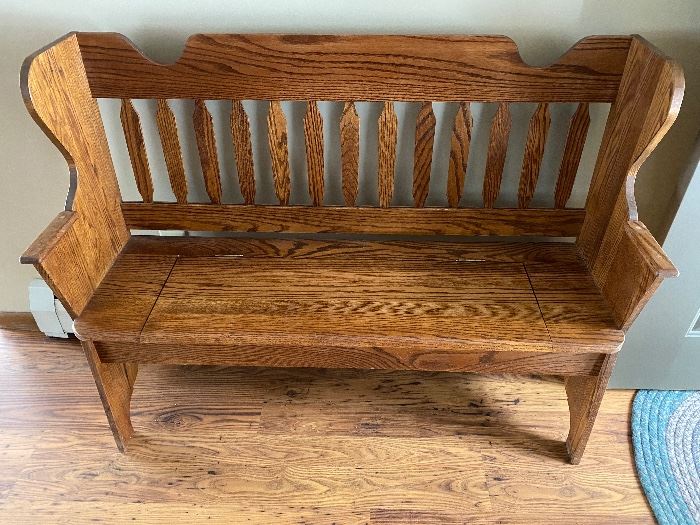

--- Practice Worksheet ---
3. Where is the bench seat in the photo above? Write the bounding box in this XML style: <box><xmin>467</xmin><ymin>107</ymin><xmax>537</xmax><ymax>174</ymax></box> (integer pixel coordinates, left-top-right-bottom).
<box><xmin>74</xmin><ymin>237</ymin><xmax>623</xmax><ymax>368</ymax></box>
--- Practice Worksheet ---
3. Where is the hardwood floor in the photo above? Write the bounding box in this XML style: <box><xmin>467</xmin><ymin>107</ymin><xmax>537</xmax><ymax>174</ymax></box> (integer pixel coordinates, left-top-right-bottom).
<box><xmin>0</xmin><ymin>317</ymin><xmax>653</xmax><ymax>524</ymax></box>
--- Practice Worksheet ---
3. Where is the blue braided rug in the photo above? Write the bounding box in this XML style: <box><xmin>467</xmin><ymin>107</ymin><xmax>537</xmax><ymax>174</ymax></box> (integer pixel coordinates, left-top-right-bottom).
<box><xmin>632</xmin><ymin>390</ymin><xmax>700</xmax><ymax>524</ymax></box>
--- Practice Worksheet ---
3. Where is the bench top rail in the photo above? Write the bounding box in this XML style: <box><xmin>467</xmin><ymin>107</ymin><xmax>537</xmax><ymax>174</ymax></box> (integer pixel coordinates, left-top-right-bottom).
<box><xmin>76</xmin><ymin>33</ymin><xmax>631</xmax><ymax>103</ymax></box>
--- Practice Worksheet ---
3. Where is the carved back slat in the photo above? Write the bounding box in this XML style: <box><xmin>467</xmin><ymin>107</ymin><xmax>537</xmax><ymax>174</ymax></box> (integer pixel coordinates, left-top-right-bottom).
<box><xmin>267</xmin><ymin>101</ymin><xmax>291</xmax><ymax>205</ymax></box>
<box><xmin>340</xmin><ymin>101</ymin><xmax>360</xmax><ymax>207</ymax></box>
<box><xmin>447</xmin><ymin>102</ymin><xmax>472</xmax><ymax>208</ymax></box>
<box><xmin>518</xmin><ymin>103</ymin><xmax>551</xmax><ymax>208</ymax></box>
<box><xmin>192</xmin><ymin>100</ymin><xmax>222</xmax><ymax>204</ymax></box>
<box><xmin>230</xmin><ymin>100</ymin><xmax>255</xmax><ymax>205</ymax></box>
<box><xmin>304</xmin><ymin>101</ymin><xmax>324</xmax><ymax>206</ymax></box>
<box><xmin>555</xmin><ymin>103</ymin><xmax>590</xmax><ymax>209</ymax></box>
<box><xmin>377</xmin><ymin>102</ymin><xmax>397</xmax><ymax>208</ymax></box>
<box><xmin>483</xmin><ymin>103</ymin><xmax>511</xmax><ymax>208</ymax></box>
<box><xmin>120</xmin><ymin>99</ymin><xmax>153</xmax><ymax>202</ymax></box>
<box><xmin>155</xmin><ymin>99</ymin><xmax>188</xmax><ymax>203</ymax></box>
<box><xmin>412</xmin><ymin>102</ymin><xmax>436</xmax><ymax>207</ymax></box>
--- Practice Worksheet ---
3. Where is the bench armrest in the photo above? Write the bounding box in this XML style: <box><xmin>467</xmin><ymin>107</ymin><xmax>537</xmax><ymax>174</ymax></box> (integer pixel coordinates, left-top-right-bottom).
<box><xmin>20</xmin><ymin>210</ymin><xmax>103</xmax><ymax>319</ymax></box>
<box><xmin>20</xmin><ymin>211</ymin><xmax>78</xmax><ymax>266</ymax></box>
<box><xmin>20</xmin><ymin>34</ymin><xmax>129</xmax><ymax>317</ymax></box>
<box><xmin>587</xmin><ymin>213</ymin><xmax>677</xmax><ymax>331</ymax></box>
<box><xmin>624</xmin><ymin>221</ymin><xmax>677</xmax><ymax>279</ymax></box>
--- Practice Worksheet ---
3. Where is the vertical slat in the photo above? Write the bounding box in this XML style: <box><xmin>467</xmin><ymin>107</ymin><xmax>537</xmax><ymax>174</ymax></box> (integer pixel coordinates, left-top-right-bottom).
<box><xmin>412</xmin><ymin>102</ymin><xmax>436</xmax><ymax>207</ymax></box>
<box><xmin>483</xmin><ymin>102</ymin><xmax>512</xmax><ymax>208</ymax></box>
<box><xmin>447</xmin><ymin>102</ymin><xmax>472</xmax><ymax>208</ymax></box>
<box><xmin>555</xmin><ymin>103</ymin><xmax>590</xmax><ymax>209</ymax></box>
<box><xmin>155</xmin><ymin>99</ymin><xmax>188</xmax><ymax>203</ymax></box>
<box><xmin>518</xmin><ymin>103</ymin><xmax>551</xmax><ymax>208</ymax></box>
<box><xmin>377</xmin><ymin>101</ymin><xmax>398</xmax><ymax>208</ymax></box>
<box><xmin>192</xmin><ymin>99</ymin><xmax>222</xmax><ymax>204</ymax></box>
<box><xmin>304</xmin><ymin>101</ymin><xmax>324</xmax><ymax>206</ymax></box>
<box><xmin>230</xmin><ymin>100</ymin><xmax>255</xmax><ymax>205</ymax></box>
<box><xmin>340</xmin><ymin>101</ymin><xmax>360</xmax><ymax>206</ymax></box>
<box><xmin>120</xmin><ymin>99</ymin><xmax>153</xmax><ymax>203</ymax></box>
<box><xmin>267</xmin><ymin>101</ymin><xmax>291</xmax><ymax>205</ymax></box>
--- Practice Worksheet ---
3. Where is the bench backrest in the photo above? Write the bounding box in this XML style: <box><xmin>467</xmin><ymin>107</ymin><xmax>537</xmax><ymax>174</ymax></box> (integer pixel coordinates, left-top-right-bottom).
<box><xmin>76</xmin><ymin>33</ymin><xmax>645</xmax><ymax>238</ymax></box>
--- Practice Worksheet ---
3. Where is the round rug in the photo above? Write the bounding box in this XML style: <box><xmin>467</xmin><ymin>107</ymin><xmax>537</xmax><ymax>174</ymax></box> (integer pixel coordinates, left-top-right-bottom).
<box><xmin>632</xmin><ymin>390</ymin><xmax>700</xmax><ymax>525</ymax></box>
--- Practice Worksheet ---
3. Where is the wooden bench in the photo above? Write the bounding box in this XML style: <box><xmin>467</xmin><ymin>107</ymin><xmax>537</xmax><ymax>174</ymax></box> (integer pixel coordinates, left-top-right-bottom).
<box><xmin>20</xmin><ymin>32</ymin><xmax>683</xmax><ymax>463</ymax></box>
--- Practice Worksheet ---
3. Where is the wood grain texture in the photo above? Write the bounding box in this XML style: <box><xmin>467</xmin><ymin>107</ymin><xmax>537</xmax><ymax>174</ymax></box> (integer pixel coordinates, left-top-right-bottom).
<box><xmin>20</xmin><ymin>210</ymin><xmax>78</xmax><ymax>265</ymax></box>
<box><xmin>96</xmin><ymin>342</ymin><xmax>600</xmax><ymax>376</ymax></box>
<box><xmin>340</xmin><ymin>101</ymin><xmax>360</xmax><ymax>206</ymax></box>
<box><xmin>119</xmin><ymin>99</ymin><xmax>153</xmax><ymax>202</ymax></box>
<box><xmin>0</xmin><ymin>312</ymin><xmax>39</xmax><ymax>332</ymax></box>
<box><xmin>303</xmin><ymin>100</ymin><xmax>324</xmax><ymax>206</ymax></box>
<box><xmin>565</xmin><ymin>353</ymin><xmax>617</xmax><ymax>464</ymax></box>
<box><xmin>378</xmin><ymin>102</ymin><xmax>398</xmax><ymax>208</ymax></box>
<box><xmin>372</xmin><ymin>510</ymin><xmax>648</xmax><ymax>525</ymax></box>
<box><xmin>518</xmin><ymin>102</ymin><xmax>551</xmax><ymax>208</ymax></box>
<box><xmin>267</xmin><ymin>101</ymin><xmax>291</xmax><ymax>205</ymax></box>
<box><xmin>77</xmin><ymin>33</ymin><xmax>631</xmax><ymax>102</ymax></box>
<box><xmin>20</xmin><ymin>33</ymin><xmax>129</xmax><ymax>317</ymax></box>
<box><xmin>578</xmin><ymin>36</ymin><xmax>683</xmax><ymax>265</ymax></box>
<box><xmin>447</xmin><ymin>102</ymin><xmax>472</xmax><ymax>207</ymax></box>
<box><xmin>595</xmin><ymin>216</ymin><xmax>677</xmax><ymax>330</ymax></box>
<box><xmin>193</xmin><ymin>99</ymin><xmax>222</xmax><ymax>204</ymax></box>
<box><xmin>413</xmin><ymin>102</ymin><xmax>436</xmax><ymax>207</ymax></box>
<box><xmin>82</xmin><ymin>340</ymin><xmax>137</xmax><ymax>452</ymax></box>
<box><xmin>0</xmin><ymin>330</ymin><xmax>656</xmax><ymax>523</ymax></box>
<box><xmin>578</xmin><ymin>37</ymin><xmax>683</xmax><ymax>329</ymax></box>
<box><xmin>23</xmin><ymin>219</ymin><xmax>94</xmax><ymax>319</ymax></box>
<box><xmin>230</xmin><ymin>100</ymin><xmax>255</xmax><ymax>205</ymax></box>
<box><xmin>524</xmin><ymin>262</ymin><xmax>624</xmax><ymax>353</ymax></box>
<box><xmin>123</xmin><ymin>235</ymin><xmax>584</xmax><ymax>264</ymax></box>
<box><xmin>73</xmin><ymin>254</ymin><xmax>177</xmax><ymax>342</ymax></box>
<box><xmin>121</xmin><ymin>203</ymin><xmax>586</xmax><ymax>237</ymax></box>
<box><xmin>75</xmin><ymin>239</ymin><xmax>621</xmax><ymax>357</ymax></box>
<box><xmin>155</xmin><ymin>99</ymin><xmax>188</xmax><ymax>203</ymax></box>
<box><xmin>554</xmin><ymin>102</ymin><xmax>590</xmax><ymax>209</ymax></box>
<box><xmin>483</xmin><ymin>103</ymin><xmax>512</xmax><ymax>208</ymax></box>
<box><xmin>140</xmin><ymin>258</ymin><xmax>554</xmax><ymax>353</ymax></box>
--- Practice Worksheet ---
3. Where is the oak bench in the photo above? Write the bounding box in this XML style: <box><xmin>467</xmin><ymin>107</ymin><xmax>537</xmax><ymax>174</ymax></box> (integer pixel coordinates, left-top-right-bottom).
<box><xmin>20</xmin><ymin>32</ymin><xmax>683</xmax><ymax>463</ymax></box>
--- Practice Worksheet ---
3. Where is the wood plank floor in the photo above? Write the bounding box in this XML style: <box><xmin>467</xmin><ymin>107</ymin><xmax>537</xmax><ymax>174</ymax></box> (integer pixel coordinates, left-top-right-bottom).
<box><xmin>0</xmin><ymin>318</ymin><xmax>653</xmax><ymax>524</ymax></box>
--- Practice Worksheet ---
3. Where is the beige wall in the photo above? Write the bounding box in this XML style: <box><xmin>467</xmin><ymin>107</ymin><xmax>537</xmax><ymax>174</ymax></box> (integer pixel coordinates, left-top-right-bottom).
<box><xmin>1</xmin><ymin>0</ymin><xmax>699</xmax><ymax>311</ymax></box>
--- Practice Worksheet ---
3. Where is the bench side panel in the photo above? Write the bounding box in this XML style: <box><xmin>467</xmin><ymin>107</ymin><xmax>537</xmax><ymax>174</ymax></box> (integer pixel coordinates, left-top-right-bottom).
<box><xmin>577</xmin><ymin>36</ymin><xmax>684</xmax><ymax>330</ymax></box>
<box><xmin>20</xmin><ymin>33</ymin><xmax>129</xmax><ymax>317</ymax></box>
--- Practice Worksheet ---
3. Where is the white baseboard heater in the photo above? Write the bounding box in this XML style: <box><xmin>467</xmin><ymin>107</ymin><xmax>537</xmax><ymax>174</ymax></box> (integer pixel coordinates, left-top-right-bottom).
<box><xmin>29</xmin><ymin>278</ymin><xmax>74</xmax><ymax>338</ymax></box>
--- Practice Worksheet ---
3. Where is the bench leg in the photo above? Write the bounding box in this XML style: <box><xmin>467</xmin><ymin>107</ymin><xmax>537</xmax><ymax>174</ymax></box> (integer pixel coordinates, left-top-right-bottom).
<box><xmin>564</xmin><ymin>353</ymin><xmax>617</xmax><ymax>464</ymax></box>
<box><xmin>82</xmin><ymin>340</ymin><xmax>138</xmax><ymax>452</ymax></box>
